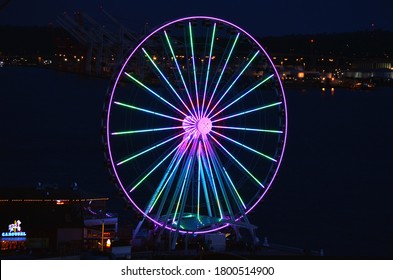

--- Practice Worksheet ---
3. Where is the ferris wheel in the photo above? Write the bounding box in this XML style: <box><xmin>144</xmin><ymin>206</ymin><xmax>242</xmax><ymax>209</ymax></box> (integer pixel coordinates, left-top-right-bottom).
<box><xmin>103</xmin><ymin>16</ymin><xmax>287</xmax><ymax>238</ymax></box>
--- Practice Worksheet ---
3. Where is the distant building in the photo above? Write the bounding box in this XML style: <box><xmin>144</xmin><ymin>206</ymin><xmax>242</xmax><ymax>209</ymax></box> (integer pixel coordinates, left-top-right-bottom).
<box><xmin>344</xmin><ymin>59</ymin><xmax>393</xmax><ymax>80</ymax></box>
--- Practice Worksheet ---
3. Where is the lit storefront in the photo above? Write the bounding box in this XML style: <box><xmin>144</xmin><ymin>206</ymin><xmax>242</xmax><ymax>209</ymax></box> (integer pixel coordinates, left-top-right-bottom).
<box><xmin>1</xmin><ymin>220</ymin><xmax>27</xmax><ymax>251</ymax></box>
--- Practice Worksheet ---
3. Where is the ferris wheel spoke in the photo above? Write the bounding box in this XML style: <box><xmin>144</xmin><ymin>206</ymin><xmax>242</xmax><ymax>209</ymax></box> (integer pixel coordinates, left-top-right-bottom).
<box><xmin>204</xmin><ymin>138</ymin><xmax>248</xmax><ymax>214</ymax></box>
<box><xmin>163</xmin><ymin>30</ymin><xmax>197</xmax><ymax>116</ymax></box>
<box><xmin>158</xmin><ymin>154</ymin><xmax>192</xmax><ymax>230</ymax></box>
<box><xmin>206</xmin><ymin>50</ymin><xmax>260</xmax><ymax>119</ymax></box>
<box><xmin>210</xmin><ymin>74</ymin><xmax>274</xmax><ymax>119</ymax></box>
<box><xmin>113</xmin><ymin>101</ymin><xmax>183</xmax><ymax>122</ymax></box>
<box><xmin>197</xmin><ymin>143</ymin><xmax>202</xmax><ymax>220</ymax></box>
<box><xmin>153</xmin><ymin>154</ymin><xmax>185</xmax><ymax>224</ymax></box>
<box><xmin>201</xmin><ymin>139</ymin><xmax>224</xmax><ymax>219</ymax></box>
<box><xmin>201</xmin><ymin>23</ymin><xmax>217</xmax><ymax>118</ymax></box>
<box><xmin>155</xmin><ymin>139</ymin><xmax>197</xmax><ymax>228</ymax></box>
<box><xmin>129</xmin><ymin>135</ymin><xmax>191</xmax><ymax>192</ymax></box>
<box><xmin>146</xmin><ymin>138</ymin><xmax>193</xmax><ymax>214</ymax></box>
<box><xmin>145</xmin><ymin>149</ymin><xmax>182</xmax><ymax>213</ymax></box>
<box><xmin>147</xmin><ymin>156</ymin><xmax>184</xmax><ymax>215</ymax></box>
<box><xmin>200</xmin><ymin>153</ymin><xmax>221</xmax><ymax>219</ymax></box>
<box><xmin>212</xmin><ymin>125</ymin><xmax>283</xmax><ymax>134</ymax></box>
<box><xmin>112</xmin><ymin>126</ymin><xmax>183</xmax><ymax>136</ymax></box>
<box><xmin>129</xmin><ymin>144</ymin><xmax>179</xmax><ymax>193</ymax></box>
<box><xmin>142</xmin><ymin>48</ymin><xmax>195</xmax><ymax>116</ymax></box>
<box><xmin>124</xmin><ymin>72</ymin><xmax>187</xmax><ymax>118</ymax></box>
<box><xmin>211</xmin><ymin>129</ymin><xmax>276</xmax><ymax>162</ymax></box>
<box><xmin>204</xmin><ymin>139</ymin><xmax>237</xmax><ymax>220</ymax></box>
<box><xmin>172</xmin><ymin>154</ymin><xmax>194</xmax><ymax>225</ymax></box>
<box><xmin>116</xmin><ymin>131</ymin><xmax>186</xmax><ymax>166</ymax></box>
<box><xmin>208</xmin><ymin>133</ymin><xmax>265</xmax><ymax>188</ymax></box>
<box><xmin>164</xmin><ymin>140</ymin><xmax>196</xmax><ymax>225</ymax></box>
<box><xmin>212</xmin><ymin>101</ymin><xmax>282</xmax><ymax>123</ymax></box>
<box><xmin>188</xmin><ymin>22</ymin><xmax>200</xmax><ymax>118</ymax></box>
<box><xmin>198</xmin><ymin>142</ymin><xmax>212</xmax><ymax>218</ymax></box>
<box><xmin>204</xmin><ymin>33</ymin><xmax>240</xmax><ymax>117</ymax></box>
<box><xmin>222</xmin><ymin>167</ymin><xmax>247</xmax><ymax>210</ymax></box>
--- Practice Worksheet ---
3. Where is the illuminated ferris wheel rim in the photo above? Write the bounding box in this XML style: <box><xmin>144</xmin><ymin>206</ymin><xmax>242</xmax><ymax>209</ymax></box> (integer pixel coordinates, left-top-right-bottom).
<box><xmin>104</xmin><ymin>15</ymin><xmax>288</xmax><ymax>234</ymax></box>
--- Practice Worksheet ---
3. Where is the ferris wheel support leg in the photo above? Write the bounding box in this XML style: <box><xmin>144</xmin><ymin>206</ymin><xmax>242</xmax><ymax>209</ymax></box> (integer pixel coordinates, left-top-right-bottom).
<box><xmin>231</xmin><ymin>220</ymin><xmax>259</xmax><ymax>247</ymax></box>
<box><xmin>170</xmin><ymin>230</ymin><xmax>179</xmax><ymax>250</ymax></box>
<box><xmin>132</xmin><ymin>217</ymin><xmax>146</xmax><ymax>246</ymax></box>
<box><xmin>249</xmin><ymin>226</ymin><xmax>259</xmax><ymax>247</ymax></box>
<box><xmin>244</xmin><ymin>223</ymin><xmax>259</xmax><ymax>247</ymax></box>
<box><xmin>244</xmin><ymin>221</ymin><xmax>259</xmax><ymax>247</ymax></box>
<box><xmin>233</xmin><ymin>226</ymin><xmax>242</xmax><ymax>241</ymax></box>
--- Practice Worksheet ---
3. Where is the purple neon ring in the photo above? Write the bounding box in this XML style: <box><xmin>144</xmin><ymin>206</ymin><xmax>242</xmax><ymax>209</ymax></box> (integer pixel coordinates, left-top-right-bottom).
<box><xmin>104</xmin><ymin>16</ymin><xmax>288</xmax><ymax>234</ymax></box>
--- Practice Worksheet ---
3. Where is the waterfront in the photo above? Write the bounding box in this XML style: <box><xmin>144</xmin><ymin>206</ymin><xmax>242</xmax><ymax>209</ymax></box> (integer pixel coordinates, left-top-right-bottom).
<box><xmin>1</xmin><ymin>67</ymin><xmax>392</xmax><ymax>257</ymax></box>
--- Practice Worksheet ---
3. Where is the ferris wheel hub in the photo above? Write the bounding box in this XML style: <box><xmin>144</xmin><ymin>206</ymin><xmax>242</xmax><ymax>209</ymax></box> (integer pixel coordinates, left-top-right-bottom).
<box><xmin>197</xmin><ymin>117</ymin><xmax>212</xmax><ymax>135</ymax></box>
<box><xmin>182</xmin><ymin>115</ymin><xmax>212</xmax><ymax>136</ymax></box>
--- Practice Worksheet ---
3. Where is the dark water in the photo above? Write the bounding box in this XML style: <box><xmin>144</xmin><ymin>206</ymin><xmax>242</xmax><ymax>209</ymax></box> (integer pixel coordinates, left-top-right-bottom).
<box><xmin>1</xmin><ymin>67</ymin><xmax>392</xmax><ymax>257</ymax></box>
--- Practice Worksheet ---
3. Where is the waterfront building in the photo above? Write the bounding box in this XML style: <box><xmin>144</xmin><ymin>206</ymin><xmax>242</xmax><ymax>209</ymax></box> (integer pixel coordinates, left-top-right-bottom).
<box><xmin>344</xmin><ymin>59</ymin><xmax>393</xmax><ymax>80</ymax></box>
<box><xmin>0</xmin><ymin>184</ymin><xmax>119</xmax><ymax>258</ymax></box>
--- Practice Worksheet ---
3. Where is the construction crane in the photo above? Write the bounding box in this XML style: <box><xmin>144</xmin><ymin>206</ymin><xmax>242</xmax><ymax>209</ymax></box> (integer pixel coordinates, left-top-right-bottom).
<box><xmin>57</xmin><ymin>10</ymin><xmax>138</xmax><ymax>76</ymax></box>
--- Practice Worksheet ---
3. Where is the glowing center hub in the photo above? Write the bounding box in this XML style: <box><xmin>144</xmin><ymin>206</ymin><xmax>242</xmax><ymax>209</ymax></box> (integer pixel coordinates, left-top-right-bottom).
<box><xmin>197</xmin><ymin>117</ymin><xmax>212</xmax><ymax>135</ymax></box>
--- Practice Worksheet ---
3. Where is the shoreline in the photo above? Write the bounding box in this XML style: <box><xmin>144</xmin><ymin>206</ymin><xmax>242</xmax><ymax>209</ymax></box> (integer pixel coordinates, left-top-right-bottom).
<box><xmin>3</xmin><ymin>64</ymin><xmax>392</xmax><ymax>89</ymax></box>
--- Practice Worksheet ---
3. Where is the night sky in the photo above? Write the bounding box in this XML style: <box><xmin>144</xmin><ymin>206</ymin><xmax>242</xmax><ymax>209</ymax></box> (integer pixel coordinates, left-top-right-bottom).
<box><xmin>0</xmin><ymin>0</ymin><xmax>392</xmax><ymax>36</ymax></box>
